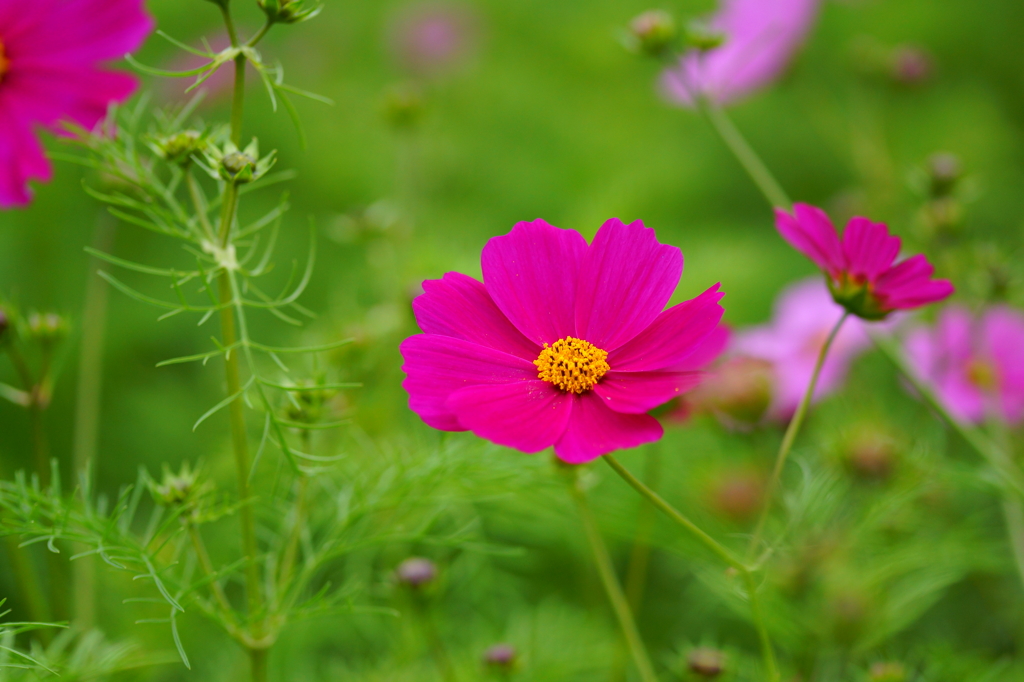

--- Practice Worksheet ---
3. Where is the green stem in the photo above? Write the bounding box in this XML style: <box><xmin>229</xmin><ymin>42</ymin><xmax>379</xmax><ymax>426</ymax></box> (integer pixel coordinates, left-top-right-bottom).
<box><xmin>230</xmin><ymin>56</ymin><xmax>246</xmax><ymax>146</ymax></box>
<box><xmin>624</xmin><ymin>449</ymin><xmax>660</xmax><ymax>616</ymax></box>
<box><xmin>247</xmin><ymin>19</ymin><xmax>274</xmax><ymax>48</ymax></box>
<box><xmin>250</xmin><ymin>648</ymin><xmax>268</xmax><ymax>682</ymax></box>
<box><xmin>699</xmin><ymin>100</ymin><xmax>791</xmax><ymax>210</ymax></box>
<box><xmin>187</xmin><ymin>522</ymin><xmax>235</xmax><ymax>617</ymax></box>
<box><xmin>186</xmin><ymin>171</ymin><xmax>216</xmax><ymax>242</ymax></box>
<box><xmin>748</xmin><ymin>312</ymin><xmax>849</xmax><ymax>562</ymax></box>
<box><xmin>71</xmin><ymin>214</ymin><xmax>116</xmax><ymax>629</ymax></box>
<box><xmin>871</xmin><ymin>333</ymin><xmax>1024</xmax><ymax>498</ymax></box>
<box><xmin>278</xmin><ymin>473</ymin><xmax>309</xmax><ymax>590</ymax></box>
<box><xmin>412</xmin><ymin>596</ymin><xmax>458</xmax><ymax>682</ymax></box>
<box><xmin>601</xmin><ymin>455</ymin><xmax>779</xmax><ymax>682</ymax></box>
<box><xmin>568</xmin><ymin>474</ymin><xmax>658</xmax><ymax>682</ymax></box>
<box><xmin>603</xmin><ymin>455</ymin><xmax>744</xmax><ymax>570</ymax></box>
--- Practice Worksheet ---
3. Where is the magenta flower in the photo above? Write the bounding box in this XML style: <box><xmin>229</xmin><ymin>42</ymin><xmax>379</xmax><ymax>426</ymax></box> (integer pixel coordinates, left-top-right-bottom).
<box><xmin>732</xmin><ymin>278</ymin><xmax>870</xmax><ymax>419</ymax></box>
<box><xmin>776</xmin><ymin>203</ymin><xmax>954</xmax><ymax>319</ymax></box>
<box><xmin>905</xmin><ymin>306</ymin><xmax>1024</xmax><ymax>425</ymax></box>
<box><xmin>401</xmin><ymin>219</ymin><xmax>725</xmax><ymax>464</ymax></box>
<box><xmin>662</xmin><ymin>0</ymin><xmax>820</xmax><ymax>107</ymax></box>
<box><xmin>0</xmin><ymin>0</ymin><xmax>153</xmax><ymax>208</ymax></box>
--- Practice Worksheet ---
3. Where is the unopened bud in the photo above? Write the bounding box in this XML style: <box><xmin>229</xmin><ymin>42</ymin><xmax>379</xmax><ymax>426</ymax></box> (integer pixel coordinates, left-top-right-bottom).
<box><xmin>150</xmin><ymin>463</ymin><xmax>202</xmax><ymax>509</ymax></box>
<box><xmin>687</xmin><ymin>648</ymin><xmax>725</xmax><ymax>678</ymax></box>
<box><xmin>627</xmin><ymin>10</ymin><xmax>677</xmax><ymax>57</ymax></box>
<box><xmin>0</xmin><ymin>308</ymin><xmax>9</xmax><ymax>344</ymax></box>
<box><xmin>396</xmin><ymin>557</ymin><xmax>437</xmax><ymax>588</ymax></box>
<box><xmin>383</xmin><ymin>84</ymin><xmax>425</xmax><ymax>130</ymax></box>
<box><xmin>927</xmin><ymin>152</ymin><xmax>961</xmax><ymax>198</ymax></box>
<box><xmin>891</xmin><ymin>45</ymin><xmax>933</xmax><ymax>86</ymax></box>
<box><xmin>27</xmin><ymin>312</ymin><xmax>67</xmax><ymax>345</ymax></box>
<box><xmin>222</xmin><ymin>151</ymin><xmax>256</xmax><ymax>181</ymax></box>
<box><xmin>869</xmin><ymin>662</ymin><xmax>907</xmax><ymax>682</ymax></box>
<box><xmin>710</xmin><ymin>472</ymin><xmax>764</xmax><ymax>522</ymax></box>
<box><xmin>684</xmin><ymin>21</ymin><xmax>726</xmax><ymax>52</ymax></box>
<box><xmin>483</xmin><ymin>643</ymin><xmax>517</xmax><ymax>671</ymax></box>
<box><xmin>693</xmin><ymin>357</ymin><xmax>774</xmax><ymax>427</ymax></box>
<box><xmin>842</xmin><ymin>431</ymin><xmax>898</xmax><ymax>481</ymax></box>
<box><xmin>153</xmin><ymin>130</ymin><xmax>206</xmax><ymax>166</ymax></box>
<box><xmin>258</xmin><ymin>0</ymin><xmax>321</xmax><ymax>25</ymax></box>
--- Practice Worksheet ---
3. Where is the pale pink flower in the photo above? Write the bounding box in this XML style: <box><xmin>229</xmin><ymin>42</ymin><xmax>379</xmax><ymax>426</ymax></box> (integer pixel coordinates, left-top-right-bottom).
<box><xmin>662</xmin><ymin>0</ymin><xmax>820</xmax><ymax>107</ymax></box>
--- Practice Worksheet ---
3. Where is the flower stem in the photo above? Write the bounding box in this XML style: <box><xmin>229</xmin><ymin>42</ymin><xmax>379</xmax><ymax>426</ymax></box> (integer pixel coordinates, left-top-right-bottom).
<box><xmin>748</xmin><ymin>312</ymin><xmax>849</xmax><ymax>562</ymax></box>
<box><xmin>71</xmin><ymin>214</ymin><xmax>116</xmax><ymax>629</ymax></box>
<box><xmin>278</xmin><ymin>473</ymin><xmax>309</xmax><ymax>590</ymax></box>
<box><xmin>250</xmin><ymin>649</ymin><xmax>269</xmax><ymax>682</ymax></box>
<box><xmin>601</xmin><ymin>455</ymin><xmax>779</xmax><ymax>682</ymax></box>
<box><xmin>188</xmin><ymin>522</ymin><xmax>235</xmax><ymax>616</ymax></box>
<box><xmin>871</xmin><ymin>333</ymin><xmax>1024</xmax><ymax>498</ymax></box>
<box><xmin>247</xmin><ymin>19</ymin><xmax>274</xmax><ymax>48</ymax></box>
<box><xmin>624</xmin><ymin>448</ymin><xmax>660</xmax><ymax>615</ymax></box>
<box><xmin>699</xmin><ymin>100</ymin><xmax>791</xmax><ymax>210</ymax></box>
<box><xmin>567</xmin><ymin>473</ymin><xmax>659</xmax><ymax>682</ymax></box>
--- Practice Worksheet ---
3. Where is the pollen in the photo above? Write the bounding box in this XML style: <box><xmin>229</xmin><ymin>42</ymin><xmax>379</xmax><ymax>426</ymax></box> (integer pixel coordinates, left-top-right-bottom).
<box><xmin>966</xmin><ymin>357</ymin><xmax>999</xmax><ymax>391</ymax></box>
<box><xmin>534</xmin><ymin>336</ymin><xmax>610</xmax><ymax>394</ymax></box>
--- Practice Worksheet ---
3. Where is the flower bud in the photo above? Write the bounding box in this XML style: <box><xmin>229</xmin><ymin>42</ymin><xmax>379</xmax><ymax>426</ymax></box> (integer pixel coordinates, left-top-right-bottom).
<box><xmin>27</xmin><ymin>312</ymin><xmax>67</xmax><ymax>346</ymax></box>
<box><xmin>691</xmin><ymin>357</ymin><xmax>774</xmax><ymax>427</ymax></box>
<box><xmin>483</xmin><ymin>643</ymin><xmax>517</xmax><ymax>671</ymax></box>
<box><xmin>382</xmin><ymin>84</ymin><xmax>426</xmax><ymax>130</ymax></box>
<box><xmin>891</xmin><ymin>45</ymin><xmax>933</xmax><ymax>86</ymax></box>
<box><xmin>396</xmin><ymin>557</ymin><xmax>437</xmax><ymax>588</ymax></box>
<box><xmin>842</xmin><ymin>431</ymin><xmax>898</xmax><ymax>481</ymax></box>
<box><xmin>151</xmin><ymin>130</ymin><xmax>207</xmax><ymax>167</ymax></box>
<box><xmin>927</xmin><ymin>152</ymin><xmax>961</xmax><ymax>198</ymax></box>
<box><xmin>258</xmin><ymin>0</ymin><xmax>321</xmax><ymax>25</ymax></box>
<box><xmin>0</xmin><ymin>307</ymin><xmax>9</xmax><ymax>345</ymax></box>
<box><xmin>710</xmin><ymin>472</ymin><xmax>764</xmax><ymax>522</ymax></box>
<box><xmin>869</xmin><ymin>662</ymin><xmax>908</xmax><ymax>682</ymax></box>
<box><xmin>686</xmin><ymin>648</ymin><xmax>725</xmax><ymax>678</ymax></box>
<box><xmin>204</xmin><ymin>138</ymin><xmax>276</xmax><ymax>184</ymax></box>
<box><xmin>684</xmin><ymin>21</ymin><xmax>726</xmax><ymax>52</ymax></box>
<box><xmin>626</xmin><ymin>10</ymin><xmax>677</xmax><ymax>57</ymax></box>
<box><xmin>150</xmin><ymin>463</ymin><xmax>202</xmax><ymax>509</ymax></box>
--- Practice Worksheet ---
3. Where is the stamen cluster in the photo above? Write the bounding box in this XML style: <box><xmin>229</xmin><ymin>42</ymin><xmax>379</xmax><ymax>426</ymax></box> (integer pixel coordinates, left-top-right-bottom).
<box><xmin>534</xmin><ymin>336</ymin><xmax>610</xmax><ymax>394</ymax></box>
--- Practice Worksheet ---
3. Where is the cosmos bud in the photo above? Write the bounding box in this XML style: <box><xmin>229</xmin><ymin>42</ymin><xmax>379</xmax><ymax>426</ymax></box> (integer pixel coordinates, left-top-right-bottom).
<box><xmin>0</xmin><ymin>307</ymin><xmax>9</xmax><ymax>344</ymax></box>
<box><xmin>396</xmin><ymin>557</ymin><xmax>437</xmax><ymax>588</ymax></box>
<box><xmin>483</xmin><ymin>643</ymin><xmax>517</xmax><ymax>672</ymax></box>
<box><xmin>684</xmin><ymin>21</ymin><xmax>726</xmax><ymax>52</ymax></box>
<box><xmin>150</xmin><ymin>463</ymin><xmax>203</xmax><ymax>510</ymax></box>
<box><xmin>382</xmin><ymin>84</ymin><xmax>426</xmax><ymax>130</ymax></box>
<box><xmin>687</xmin><ymin>648</ymin><xmax>725</xmax><ymax>678</ymax></box>
<box><xmin>927</xmin><ymin>152</ymin><xmax>961</xmax><ymax>198</ymax></box>
<box><xmin>258</xmin><ymin>0</ymin><xmax>321</xmax><ymax>25</ymax></box>
<box><xmin>890</xmin><ymin>45</ymin><xmax>933</xmax><ymax>86</ymax></box>
<box><xmin>869</xmin><ymin>662</ymin><xmax>908</xmax><ymax>682</ymax></box>
<box><xmin>842</xmin><ymin>430</ymin><xmax>899</xmax><ymax>481</ymax></box>
<box><xmin>151</xmin><ymin>130</ymin><xmax>207</xmax><ymax>167</ymax></box>
<box><xmin>27</xmin><ymin>312</ymin><xmax>67</xmax><ymax>346</ymax></box>
<box><xmin>626</xmin><ymin>10</ymin><xmax>678</xmax><ymax>58</ymax></box>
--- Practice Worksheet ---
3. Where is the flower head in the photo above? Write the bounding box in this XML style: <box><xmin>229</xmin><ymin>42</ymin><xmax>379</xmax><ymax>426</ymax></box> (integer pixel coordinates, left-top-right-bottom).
<box><xmin>905</xmin><ymin>306</ymin><xmax>1024</xmax><ymax>425</ymax></box>
<box><xmin>662</xmin><ymin>0</ymin><xmax>820</xmax><ymax>107</ymax></box>
<box><xmin>401</xmin><ymin>219</ymin><xmax>725</xmax><ymax>464</ymax></box>
<box><xmin>0</xmin><ymin>0</ymin><xmax>154</xmax><ymax>207</ymax></box>
<box><xmin>732</xmin><ymin>278</ymin><xmax>871</xmax><ymax>419</ymax></box>
<box><xmin>391</xmin><ymin>3</ymin><xmax>477</xmax><ymax>76</ymax></box>
<box><xmin>775</xmin><ymin>203</ymin><xmax>953</xmax><ymax>319</ymax></box>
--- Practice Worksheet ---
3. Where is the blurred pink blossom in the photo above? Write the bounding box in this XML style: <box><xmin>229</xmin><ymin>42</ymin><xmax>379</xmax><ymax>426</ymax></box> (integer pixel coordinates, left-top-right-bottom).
<box><xmin>662</xmin><ymin>0</ymin><xmax>820</xmax><ymax>107</ymax></box>
<box><xmin>732</xmin><ymin>278</ymin><xmax>871</xmax><ymax>419</ymax></box>
<box><xmin>390</xmin><ymin>3</ymin><xmax>477</xmax><ymax>76</ymax></box>
<box><xmin>905</xmin><ymin>306</ymin><xmax>1024</xmax><ymax>425</ymax></box>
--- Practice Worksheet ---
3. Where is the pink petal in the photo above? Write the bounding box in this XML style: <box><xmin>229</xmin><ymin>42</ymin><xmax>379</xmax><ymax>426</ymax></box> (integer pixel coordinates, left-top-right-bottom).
<box><xmin>481</xmin><ymin>219</ymin><xmax>588</xmax><ymax>345</ymax></box>
<box><xmin>874</xmin><ymin>255</ymin><xmax>954</xmax><ymax>310</ymax></box>
<box><xmin>574</xmin><ymin>218</ymin><xmax>683</xmax><ymax>351</ymax></box>
<box><xmin>594</xmin><ymin>371</ymin><xmax>703</xmax><ymax>414</ymax></box>
<box><xmin>0</xmin><ymin>103</ymin><xmax>52</xmax><ymax>208</ymax></box>
<box><xmin>554</xmin><ymin>395</ymin><xmax>663</xmax><ymax>464</ymax></box>
<box><xmin>4</xmin><ymin>0</ymin><xmax>154</xmax><ymax>63</ymax></box>
<box><xmin>447</xmin><ymin>381</ymin><xmax>573</xmax><ymax>453</ymax></box>
<box><xmin>609</xmin><ymin>284</ymin><xmax>725</xmax><ymax>372</ymax></box>
<box><xmin>775</xmin><ymin>204</ymin><xmax>845</xmax><ymax>274</ymax></box>
<box><xmin>841</xmin><ymin>217</ymin><xmax>900</xmax><ymax>280</ymax></box>
<box><xmin>413</xmin><ymin>272</ymin><xmax>539</xmax><ymax>361</ymax></box>
<box><xmin>981</xmin><ymin>307</ymin><xmax>1024</xmax><ymax>424</ymax></box>
<box><xmin>671</xmin><ymin>323</ymin><xmax>730</xmax><ymax>371</ymax></box>
<box><xmin>400</xmin><ymin>334</ymin><xmax>537</xmax><ymax>431</ymax></box>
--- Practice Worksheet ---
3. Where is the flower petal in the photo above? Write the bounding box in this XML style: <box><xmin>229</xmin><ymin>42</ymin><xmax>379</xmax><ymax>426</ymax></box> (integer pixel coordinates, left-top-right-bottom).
<box><xmin>671</xmin><ymin>323</ymin><xmax>730</xmax><ymax>371</ymax></box>
<box><xmin>775</xmin><ymin>204</ymin><xmax>845</xmax><ymax>274</ymax></box>
<box><xmin>983</xmin><ymin>306</ymin><xmax>1024</xmax><ymax>424</ymax></box>
<box><xmin>413</xmin><ymin>272</ymin><xmax>539</xmax><ymax>360</ymax></box>
<box><xmin>594</xmin><ymin>371</ymin><xmax>703</xmax><ymax>414</ymax></box>
<box><xmin>841</xmin><ymin>217</ymin><xmax>900</xmax><ymax>280</ymax></box>
<box><xmin>574</xmin><ymin>218</ymin><xmax>683</xmax><ymax>351</ymax></box>
<box><xmin>554</xmin><ymin>395</ymin><xmax>663</xmax><ymax>464</ymax></box>
<box><xmin>609</xmin><ymin>284</ymin><xmax>725</xmax><ymax>372</ymax></box>
<box><xmin>874</xmin><ymin>255</ymin><xmax>954</xmax><ymax>310</ymax></box>
<box><xmin>400</xmin><ymin>334</ymin><xmax>537</xmax><ymax>431</ymax></box>
<box><xmin>447</xmin><ymin>381</ymin><xmax>573</xmax><ymax>453</ymax></box>
<box><xmin>482</xmin><ymin>219</ymin><xmax>588</xmax><ymax>345</ymax></box>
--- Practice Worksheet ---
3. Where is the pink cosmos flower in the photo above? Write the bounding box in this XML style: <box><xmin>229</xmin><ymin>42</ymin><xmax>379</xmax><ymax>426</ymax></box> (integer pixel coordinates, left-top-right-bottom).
<box><xmin>0</xmin><ymin>0</ymin><xmax>154</xmax><ymax>208</ymax></box>
<box><xmin>776</xmin><ymin>203</ymin><xmax>954</xmax><ymax>319</ymax></box>
<box><xmin>390</xmin><ymin>3</ymin><xmax>477</xmax><ymax>76</ymax></box>
<box><xmin>401</xmin><ymin>218</ymin><xmax>725</xmax><ymax>464</ymax></box>
<box><xmin>905</xmin><ymin>306</ymin><xmax>1024</xmax><ymax>425</ymax></box>
<box><xmin>662</xmin><ymin>0</ymin><xmax>820</xmax><ymax>107</ymax></box>
<box><xmin>732</xmin><ymin>278</ymin><xmax>870</xmax><ymax>419</ymax></box>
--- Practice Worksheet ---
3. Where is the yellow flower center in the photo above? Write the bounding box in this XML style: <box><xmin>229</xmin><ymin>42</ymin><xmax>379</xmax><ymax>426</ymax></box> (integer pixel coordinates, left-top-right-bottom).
<box><xmin>0</xmin><ymin>39</ymin><xmax>8</xmax><ymax>82</ymax></box>
<box><xmin>534</xmin><ymin>336</ymin><xmax>610</xmax><ymax>394</ymax></box>
<box><xmin>966</xmin><ymin>358</ymin><xmax>998</xmax><ymax>391</ymax></box>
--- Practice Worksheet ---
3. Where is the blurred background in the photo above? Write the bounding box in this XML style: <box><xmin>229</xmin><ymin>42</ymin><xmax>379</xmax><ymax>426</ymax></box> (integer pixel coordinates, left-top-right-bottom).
<box><xmin>2</xmin><ymin>0</ymin><xmax>1024</xmax><ymax>679</ymax></box>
